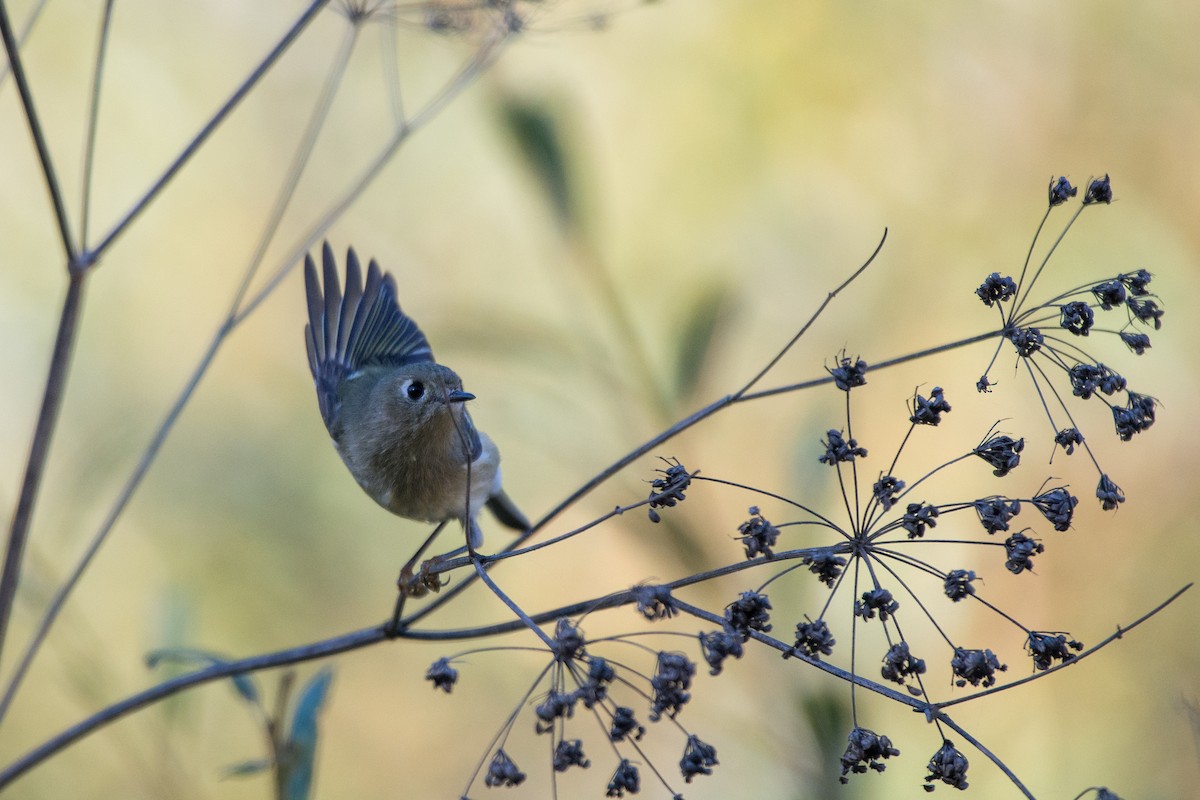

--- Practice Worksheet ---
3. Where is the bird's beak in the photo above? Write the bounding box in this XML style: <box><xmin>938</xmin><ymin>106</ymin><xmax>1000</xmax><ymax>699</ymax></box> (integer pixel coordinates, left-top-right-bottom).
<box><xmin>447</xmin><ymin>389</ymin><xmax>475</xmax><ymax>403</ymax></box>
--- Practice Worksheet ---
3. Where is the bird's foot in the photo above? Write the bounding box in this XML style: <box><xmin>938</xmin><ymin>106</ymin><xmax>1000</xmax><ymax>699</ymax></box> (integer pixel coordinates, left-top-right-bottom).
<box><xmin>397</xmin><ymin>561</ymin><xmax>445</xmax><ymax>598</ymax></box>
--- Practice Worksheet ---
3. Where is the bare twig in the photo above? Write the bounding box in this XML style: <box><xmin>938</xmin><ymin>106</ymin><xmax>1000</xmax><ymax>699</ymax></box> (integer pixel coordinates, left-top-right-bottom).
<box><xmin>78</xmin><ymin>0</ymin><xmax>116</xmax><ymax>246</ymax></box>
<box><xmin>0</xmin><ymin>274</ymin><xmax>85</xmax><ymax>671</ymax></box>
<box><xmin>0</xmin><ymin>0</ymin><xmax>78</xmax><ymax>260</ymax></box>
<box><xmin>88</xmin><ymin>0</ymin><xmax>330</xmax><ymax>262</ymax></box>
<box><xmin>0</xmin><ymin>6</ymin><xmax>516</xmax><ymax>726</ymax></box>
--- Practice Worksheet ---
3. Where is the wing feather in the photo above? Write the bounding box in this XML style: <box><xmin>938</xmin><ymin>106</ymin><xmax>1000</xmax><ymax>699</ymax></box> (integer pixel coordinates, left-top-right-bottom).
<box><xmin>303</xmin><ymin>244</ymin><xmax>434</xmax><ymax>431</ymax></box>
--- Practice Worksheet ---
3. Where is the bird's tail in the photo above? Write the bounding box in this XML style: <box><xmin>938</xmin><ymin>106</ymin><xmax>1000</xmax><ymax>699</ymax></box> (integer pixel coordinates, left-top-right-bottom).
<box><xmin>487</xmin><ymin>490</ymin><xmax>531</xmax><ymax>533</ymax></box>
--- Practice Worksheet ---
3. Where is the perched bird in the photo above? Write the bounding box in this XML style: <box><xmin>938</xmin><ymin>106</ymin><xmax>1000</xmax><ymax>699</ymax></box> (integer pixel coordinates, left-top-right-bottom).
<box><xmin>303</xmin><ymin>243</ymin><xmax>528</xmax><ymax>549</ymax></box>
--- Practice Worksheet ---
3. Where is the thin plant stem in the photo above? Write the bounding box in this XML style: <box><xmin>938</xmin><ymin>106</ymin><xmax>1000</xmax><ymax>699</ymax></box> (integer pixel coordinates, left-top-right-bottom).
<box><xmin>0</xmin><ymin>562</ymin><xmax>1182</xmax><ymax>791</ymax></box>
<box><xmin>403</xmin><ymin>271</ymin><xmax>998</xmax><ymax>630</ymax></box>
<box><xmin>231</xmin><ymin>22</ymin><xmax>512</xmax><ymax>324</ymax></box>
<box><xmin>0</xmin><ymin>8</ymin><xmax>87</xmax><ymax>653</ymax></box>
<box><xmin>734</xmin><ymin>229</ymin><xmax>887</xmax><ymax>399</ymax></box>
<box><xmin>228</xmin><ymin>23</ymin><xmax>361</xmax><ymax>314</ymax></box>
<box><xmin>0</xmin><ymin>0</ymin><xmax>78</xmax><ymax>261</ymax></box>
<box><xmin>0</xmin><ymin>324</ymin><xmax>219</xmax><ymax>725</ymax></box>
<box><xmin>88</xmin><ymin>0</ymin><xmax>330</xmax><ymax>262</ymax></box>
<box><xmin>0</xmin><ymin>0</ymin><xmax>49</xmax><ymax>86</ymax></box>
<box><xmin>0</xmin><ymin>0</ymin><xmax>325</xmax><ymax>698</ymax></box>
<box><xmin>933</xmin><ymin>714</ymin><xmax>1034</xmax><ymax>799</ymax></box>
<box><xmin>0</xmin><ymin>11</ymin><xmax>514</xmax><ymax>725</ymax></box>
<box><xmin>79</xmin><ymin>0</ymin><xmax>117</xmax><ymax>247</ymax></box>
<box><xmin>472</xmin><ymin>559</ymin><xmax>554</xmax><ymax>649</ymax></box>
<box><xmin>0</xmin><ymin>19</ymin><xmax>361</xmax><ymax>725</ymax></box>
<box><xmin>0</xmin><ymin>275</ymin><xmax>85</xmax><ymax>675</ymax></box>
<box><xmin>937</xmin><ymin>582</ymin><xmax>1192</xmax><ymax>709</ymax></box>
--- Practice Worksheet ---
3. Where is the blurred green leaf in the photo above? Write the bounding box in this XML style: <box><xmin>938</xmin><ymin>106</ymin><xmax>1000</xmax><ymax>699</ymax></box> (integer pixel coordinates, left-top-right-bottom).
<box><xmin>798</xmin><ymin>687</ymin><xmax>852</xmax><ymax>798</ymax></box>
<box><xmin>222</xmin><ymin>759</ymin><xmax>272</xmax><ymax>779</ymax></box>
<box><xmin>144</xmin><ymin>647</ymin><xmax>261</xmax><ymax>706</ymax></box>
<box><xmin>497</xmin><ymin>97</ymin><xmax>576</xmax><ymax>234</ymax></box>
<box><xmin>674</xmin><ymin>284</ymin><xmax>731</xmax><ymax>400</ymax></box>
<box><xmin>281</xmin><ymin>667</ymin><xmax>335</xmax><ymax>800</ymax></box>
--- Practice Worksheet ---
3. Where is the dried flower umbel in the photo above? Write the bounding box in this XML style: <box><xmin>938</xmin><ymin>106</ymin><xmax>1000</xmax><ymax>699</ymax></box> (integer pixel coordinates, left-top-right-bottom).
<box><xmin>976</xmin><ymin>175</ymin><xmax>1162</xmax><ymax>512</ymax></box>
<box><xmin>422</xmin><ymin>177</ymin><xmax>1168</xmax><ymax>796</ymax></box>
<box><xmin>431</xmin><ymin>614</ymin><xmax>720</xmax><ymax>797</ymax></box>
<box><xmin>691</xmin><ymin>329</ymin><xmax>1140</xmax><ymax>789</ymax></box>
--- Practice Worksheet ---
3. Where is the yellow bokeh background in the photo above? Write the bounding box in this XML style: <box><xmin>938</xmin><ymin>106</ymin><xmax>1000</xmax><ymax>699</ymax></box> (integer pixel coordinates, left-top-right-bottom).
<box><xmin>1</xmin><ymin>1</ymin><xmax>1198</xmax><ymax>798</ymax></box>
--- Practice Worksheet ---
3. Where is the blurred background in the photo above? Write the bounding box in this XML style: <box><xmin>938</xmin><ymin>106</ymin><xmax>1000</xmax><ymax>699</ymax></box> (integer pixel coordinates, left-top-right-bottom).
<box><xmin>1</xmin><ymin>0</ymin><xmax>1198</xmax><ymax>797</ymax></box>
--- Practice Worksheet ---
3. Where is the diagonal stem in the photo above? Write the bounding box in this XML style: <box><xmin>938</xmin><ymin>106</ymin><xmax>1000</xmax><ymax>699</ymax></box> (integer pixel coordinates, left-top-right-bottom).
<box><xmin>0</xmin><ymin>274</ymin><xmax>86</xmax><ymax>677</ymax></box>
<box><xmin>78</xmin><ymin>0</ymin><xmax>117</xmax><ymax>247</ymax></box>
<box><xmin>88</xmin><ymin>0</ymin><xmax>330</xmax><ymax>262</ymax></box>
<box><xmin>0</xmin><ymin>16</ymin><xmax>359</xmax><ymax>726</ymax></box>
<box><xmin>0</xmin><ymin>0</ymin><xmax>78</xmax><ymax>262</ymax></box>
<box><xmin>0</xmin><ymin>0</ymin><xmax>49</xmax><ymax>86</ymax></box>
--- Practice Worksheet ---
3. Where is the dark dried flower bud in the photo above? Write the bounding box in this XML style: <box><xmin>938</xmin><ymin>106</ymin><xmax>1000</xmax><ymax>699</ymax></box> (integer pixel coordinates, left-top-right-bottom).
<box><xmin>1096</xmin><ymin>474</ymin><xmax>1125</xmax><ymax>510</ymax></box>
<box><xmin>873</xmin><ymin>474</ymin><xmax>906</xmax><ymax>511</ymax></box>
<box><xmin>924</xmin><ymin>739</ymin><xmax>969</xmax><ymax>790</ymax></box>
<box><xmin>1032</xmin><ymin>487</ymin><xmax>1078</xmax><ymax>531</ymax></box>
<box><xmin>974</xmin><ymin>496</ymin><xmax>1021</xmax><ymax>533</ymax></box>
<box><xmin>1048</xmin><ymin>176</ymin><xmax>1077</xmax><ymax>206</ymax></box>
<box><xmin>1083</xmin><ymin>174</ymin><xmax>1113</xmax><ymax>205</ymax></box>
<box><xmin>1008</xmin><ymin>327</ymin><xmax>1044</xmax><ymax>357</ymax></box>
<box><xmin>1091</xmin><ymin>279</ymin><xmax>1127</xmax><ymax>309</ymax></box>
<box><xmin>976</xmin><ymin>375</ymin><xmax>994</xmax><ymax>393</ymax></box>
<box><xmin>1027</xmin><ymin>631</ymin><xmax>1084</xmax><ymax>671</ymax></box>
<box><xmin>551</xmin><ymin>618</ymin><xmax>586</xmax><ymax>662</ymax></box>
<box><xmin>1121</xmin><ymin>268</ymin><xmax>1153</xmax><ymax>295</ymax></box>
<box><xmin>484</xmin><ymin>749</ymin><xmax>526</xmax><ymax>787</ymax></box>
<box><xmin>788</xmin><ymin>617</ymin><xmax>836</xmax><ymax>660</ymax></box>
<box><xmin>535</xmin><ymin>690</ymin><xmax>577</xmax><ymax>732</ymax></box>
<box><xmin>976</xmin><ymin>272</ymin><xmax>1017</xmax><ymax>307</ymax></box>
<box><xmin>901</xmin><ymin>502</ymin><xmax>940</xmax><ymax>539</ymax></box>
<box><xmin>1054</xmin><ymin>427</ymin><xmax>1084</xmax><ymax>455</ymax></box>
<box><xmin>1127</xmin><ymin>297</ymin><xmax>1164</xmax><ymax>329</ymax></box>
<box><xmin>1119</xmin><ymin>331</ymin><xmax>1151</xmax><ymax>355</ymax></box>
<box><xmin>609</xmin><ymin>706</ymin><xmax>645</xmax><ymax>742</ymax></box>
<box><xmin>606</xmin><ymin>759</ymin><xmax>640</xmax><ymax>797</ymax></box>
<box><xmin>828</xmin><ymin>353</ymin><xmax>869</xmax><ymax>391</ymax></box>
<box><xmin>973</xmin><ymin>434</ymin><xmax>1024</xmax><ymax>476</ymax></box>
<box><xmin>910</xmin><ymin>386</ymin><xmax>952</xmax><ymax>426</ymax></box>
<box><xmin>647</xmin><ymin>458</ymin><xmax>692</xmax><ymax>523</ymax></box>
<box><xmin>1059</xmin><ymin>301</ymin><xmax>1095</xmax><ymax>336</ymax></box>
<box><xmin>1113</xmin><ymin>392</ymin><xmax>1157</xmax><ymax>440</ymax></box>
<box><xmin>951</xmin><ymin>647</ymin><xmax>1007</xmax><ymax>688</ymax></box>
<box><xmin>575</xmin><ymin>657</ymin><xmax>615</xmax><ymax>708</ymax></box>
<box><xmin>699</xmin><ymin>628</ymin><xmax>745</xmax><ymax>675</ymax></box>
<box><xmin>650</xmin><ymin>652</ymin><xmax>695</xmax><ymax>721</ymax></box>
<box><xmin>425</xmin><ymin>657</ymin><xmax>458</xmax><ymax>693</ymax></box>
<box><xmin>680</xmin><ymin>735</ymin><xmax>719</xmax><ymax>783</ymax></box>
<box><xmin>801</xmin><ymin>550</ymin><xmax>848</xmax><ymax>587</ymax></box>
<box><xmin>737</xmin><ymin>506</ymin><xmax>780</xmax><ymax>559</ymax></box>
<box><xmin>1003</xmin><ymin>531</ymin><xmax>1044</xmax><ymax>574</ymax></box>
<box><xmin>553</xmin><ymin>739</ymin><xmax>589</xmax><ymax>771</ymax></box>
<box><xmin>881</xmin><ymin>642</ymin><xmax>927</xmax><ymax>686</ymax></box>
<box><xmin>632</xmin><ymin>584</ymin><xmax>678</xmax><ymax>621</ymax></box>
<box><xmin>1069</xmin><ymin>363</ymin><xmax>1125</xmax><ymax>399</ymax></box>
<box><xmin>725</xmin><ymin>590</ymin><xmax>773</xmax><ymax>638</ymax></box>
<box><xmin>838</xmin><ymin>726</ymin><xmax>900</xmax><ymax>783</ymax></box>
<box><xmin>820</xmin><ymin>429</ymin><xmax>868</xmax><ymax>464</ymax></box>
<box><xmin>1097</xmin><ymin>366</ymin><xmax>1128</xmax><ymax>395</ymax></box>
<box><xmin>854</xmin><ymin>588</ymin><xmax>899</xmax><ymax>622</ymax></box>
<box><xmin>943</xmin><ymin>569</ymin><xmax>977</xmax><ymax>602</ymax></box>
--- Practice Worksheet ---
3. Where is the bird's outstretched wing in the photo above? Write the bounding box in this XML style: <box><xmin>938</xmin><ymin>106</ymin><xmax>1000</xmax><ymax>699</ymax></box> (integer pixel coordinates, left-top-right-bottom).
<box><xmin>304</xmin><ymin>242</ymin><xmax>433</xmax><ymax>429</ymax></box>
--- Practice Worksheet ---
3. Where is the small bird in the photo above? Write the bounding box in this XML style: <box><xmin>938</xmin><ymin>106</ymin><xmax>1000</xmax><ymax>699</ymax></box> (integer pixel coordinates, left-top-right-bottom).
<box><xmin>303</xmin><ymin>243</ymin><xmax>528</xmax><ymax>550</ymax></box>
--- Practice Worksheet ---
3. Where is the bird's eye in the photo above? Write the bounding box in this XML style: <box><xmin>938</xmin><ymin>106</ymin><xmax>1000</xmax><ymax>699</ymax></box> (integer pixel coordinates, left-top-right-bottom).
<box><xmin>405</xmin><ymin>380</ymin><xmax>425</xmax><ymax>401</ymax></box>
